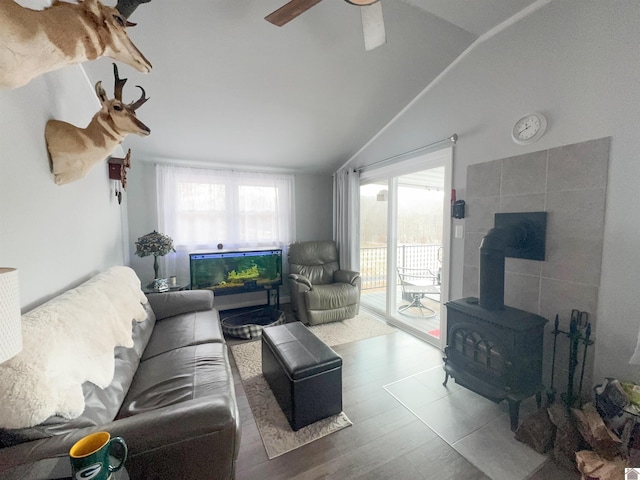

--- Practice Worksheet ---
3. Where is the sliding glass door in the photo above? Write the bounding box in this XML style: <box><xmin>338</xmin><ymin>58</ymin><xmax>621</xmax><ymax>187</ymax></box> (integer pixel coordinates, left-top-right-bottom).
<box><xmin>359</xmin><ymin>182</ymin><xmax>390</xmax><ymax>313</ymax></box>
<box><xmin>359</xmin><ymin>148</ymin><xmax>451</xmax><ymax>348</ymax></box>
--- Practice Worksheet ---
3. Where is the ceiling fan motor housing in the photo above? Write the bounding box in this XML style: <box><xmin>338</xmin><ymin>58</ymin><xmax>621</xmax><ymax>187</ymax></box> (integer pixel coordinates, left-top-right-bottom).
<box><xmin>345</xmin><ymin>0</ymin><xmax>380</xmax><ymax>5</ymax></box>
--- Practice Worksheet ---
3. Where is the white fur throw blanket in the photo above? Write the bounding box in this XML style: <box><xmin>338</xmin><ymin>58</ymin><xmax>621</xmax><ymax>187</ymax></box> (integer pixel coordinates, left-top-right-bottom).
<box><xmin>0</xmin><ymin>266</ymin><xmax>148</xmax><ymax>429</ymax></box>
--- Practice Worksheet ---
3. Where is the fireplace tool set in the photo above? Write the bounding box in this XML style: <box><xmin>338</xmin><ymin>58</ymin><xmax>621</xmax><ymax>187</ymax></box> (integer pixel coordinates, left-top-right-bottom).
<box><xmin>547</xmin><ymin>310</ymin><xmax>595</xmax><ymax>408</ymax></box>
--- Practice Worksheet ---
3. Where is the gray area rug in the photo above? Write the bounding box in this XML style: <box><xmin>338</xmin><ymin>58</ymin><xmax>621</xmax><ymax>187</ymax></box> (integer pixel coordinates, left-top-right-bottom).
<box><xmin>230</xmin><ymin>312</ymin><xmax>397</xmax><ymax>459</ymax></box>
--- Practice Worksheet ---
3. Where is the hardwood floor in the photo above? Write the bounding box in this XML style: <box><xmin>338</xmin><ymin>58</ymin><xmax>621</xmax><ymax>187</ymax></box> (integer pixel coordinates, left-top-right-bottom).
<box><xmin>226</xmin><ymin>308</ymin><xmax>580</xmax><ymax>480</ymax></box>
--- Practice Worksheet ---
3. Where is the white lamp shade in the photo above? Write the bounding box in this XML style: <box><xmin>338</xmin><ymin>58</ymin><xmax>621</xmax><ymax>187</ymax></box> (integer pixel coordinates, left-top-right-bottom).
<box><xmin>0</xmin><ymin>268</ymin><xmax>22</xmax><ymax>363</ymax></box>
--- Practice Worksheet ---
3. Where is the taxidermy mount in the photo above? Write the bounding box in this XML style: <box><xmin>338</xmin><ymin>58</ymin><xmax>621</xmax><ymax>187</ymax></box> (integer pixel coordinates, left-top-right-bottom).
<box><xmin>0</xmin><ymin>0</ymin><xmax>152</xmax><ymax>89</ymax></box>
<box><xmin>45</xmin><ymin>63</ymin><xmax>150</xmax><ymax>185</ymax></box>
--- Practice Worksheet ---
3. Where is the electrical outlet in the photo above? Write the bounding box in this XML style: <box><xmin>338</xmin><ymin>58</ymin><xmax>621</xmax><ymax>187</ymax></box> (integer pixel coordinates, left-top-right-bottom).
<box><xmin>455</xmin><ymin>225</ymin><xmax>464</xmax><ymax>239</ymax></box>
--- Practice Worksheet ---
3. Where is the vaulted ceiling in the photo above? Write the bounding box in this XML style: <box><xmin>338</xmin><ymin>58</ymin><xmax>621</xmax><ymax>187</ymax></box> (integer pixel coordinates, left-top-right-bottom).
<box><xmin>83</xmin><ymin>0</ymin><xmax>538</xmax><ymax>174</ymax></box>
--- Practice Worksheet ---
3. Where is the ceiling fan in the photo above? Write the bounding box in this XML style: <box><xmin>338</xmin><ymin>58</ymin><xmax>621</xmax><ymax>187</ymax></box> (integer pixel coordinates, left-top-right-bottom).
<box><xmin>265</xmin><ymin>0</ymin><xmax>386</xmax><ymax>51</ymax></box>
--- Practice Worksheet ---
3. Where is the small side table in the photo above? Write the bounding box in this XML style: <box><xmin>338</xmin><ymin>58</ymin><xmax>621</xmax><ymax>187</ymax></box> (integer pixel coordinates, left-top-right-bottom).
<box><xmin>2</xmin><ymin>456</ymin><xmax>129</xmax><ymax>480</ymax></box>
<box><xmin>142</xmin><ymin>283</ymin><xmax>189</xmax><ymax>294</ymax></box>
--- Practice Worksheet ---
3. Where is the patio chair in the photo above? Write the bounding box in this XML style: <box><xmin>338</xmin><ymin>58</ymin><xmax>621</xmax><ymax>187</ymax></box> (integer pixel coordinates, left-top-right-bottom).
<box><xmin>397</xmin><ymin>266</ymin><xmax>440</xmax><ymax>317</ymax></box>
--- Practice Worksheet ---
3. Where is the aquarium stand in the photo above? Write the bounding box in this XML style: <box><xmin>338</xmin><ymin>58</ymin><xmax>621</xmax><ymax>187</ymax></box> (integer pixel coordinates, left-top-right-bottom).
<box><xmin>267</xmin><ymin>285</ymin><xmax>280</xmax><ymax>310</ymax></box>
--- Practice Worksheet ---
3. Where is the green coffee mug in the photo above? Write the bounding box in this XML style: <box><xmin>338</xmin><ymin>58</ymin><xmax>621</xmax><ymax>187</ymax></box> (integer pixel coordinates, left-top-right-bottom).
<box><xmin>69</xmin><ymin>431</ymin><xmax>127</xmax><ymax>480</ymax></box>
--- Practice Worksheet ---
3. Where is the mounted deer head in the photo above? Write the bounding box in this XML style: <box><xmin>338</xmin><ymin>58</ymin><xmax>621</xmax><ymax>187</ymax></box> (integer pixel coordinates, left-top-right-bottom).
<box><xmin>46</xmin><ymin>64</ymin><xmax>150</xmax><ymax>185</ymax></box>
<box><xmin>0</xmin><ymin>0</ymin><xmax>152</xmax><ymax>89</ymax></box>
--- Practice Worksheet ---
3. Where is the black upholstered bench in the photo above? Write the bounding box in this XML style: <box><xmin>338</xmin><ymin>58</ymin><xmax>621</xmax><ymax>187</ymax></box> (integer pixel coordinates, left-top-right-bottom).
<box><xmin>261</xmin><ymin>322</ymin><xmax>342</xmax><ymax>431</ymax></box>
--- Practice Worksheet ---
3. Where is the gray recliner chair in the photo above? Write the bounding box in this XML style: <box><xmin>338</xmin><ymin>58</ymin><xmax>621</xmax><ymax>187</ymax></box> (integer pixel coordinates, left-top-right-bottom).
<box><xmin>288</xmin><ymin>240</ymin><xmax>361</xmax><ymax>325</ymax></box>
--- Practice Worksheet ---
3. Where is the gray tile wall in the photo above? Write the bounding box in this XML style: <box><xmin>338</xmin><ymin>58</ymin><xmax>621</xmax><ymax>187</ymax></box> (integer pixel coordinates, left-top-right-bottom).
<box><xmin>462</xmin><ymin>137</ymin><xmax>610</xmax><ymax>400</ymax></box>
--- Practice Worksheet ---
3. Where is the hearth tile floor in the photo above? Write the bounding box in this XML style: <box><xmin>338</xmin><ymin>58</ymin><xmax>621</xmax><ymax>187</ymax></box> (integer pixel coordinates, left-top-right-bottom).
<box><xmin>383</xmin><ymin>366</ymin><xmax>547</xmax><ymax>480</ymax></box>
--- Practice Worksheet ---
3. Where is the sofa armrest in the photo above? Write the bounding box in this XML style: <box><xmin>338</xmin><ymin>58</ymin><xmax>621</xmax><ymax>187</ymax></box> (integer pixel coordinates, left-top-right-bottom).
<box><xmin>115</xmin><ymin>397</ymin><xmax>240</xmax><ymax>480</ymax></box>
<box><xmin>0</xmin><ymin>397</ymin><xmax>240</xmax><ymax>479</ymax></box>
<box><xmin>334</xmin><ymin>269</ymin><xmax>361</xmax><ymax>286</ymax></box>
<box><xmin>146</xmin><ymin>290</ymin><xmax>214</xmax><ymax>321</ymax></box>
<box><xmin>288</xmin><ymin>273</ymin><xmax>312</xmax><ymax>290</ymax></box>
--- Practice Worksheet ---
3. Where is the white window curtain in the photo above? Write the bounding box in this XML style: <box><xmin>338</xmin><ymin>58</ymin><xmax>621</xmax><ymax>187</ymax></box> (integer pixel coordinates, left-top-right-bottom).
<box><xmin>333</xmin><ymin>168</ymin><xmax>360</xmax><ymax>271</ymax></box>
<box><xmin>156</xmin><ymin>164</ymin><xmax>295</xmax><ymax>281</ymax></box>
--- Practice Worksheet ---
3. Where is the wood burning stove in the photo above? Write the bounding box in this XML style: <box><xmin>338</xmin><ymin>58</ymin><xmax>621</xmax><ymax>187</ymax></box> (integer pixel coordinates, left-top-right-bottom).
<box><xmin>444</xmin><ymin>297</ymin><xmax>546</xmax><ymax>431</ymax></box>
<box><xmin>444</xmin><ymin>212</ymin><xmax>548</xmax><ymax>431</ymax></box>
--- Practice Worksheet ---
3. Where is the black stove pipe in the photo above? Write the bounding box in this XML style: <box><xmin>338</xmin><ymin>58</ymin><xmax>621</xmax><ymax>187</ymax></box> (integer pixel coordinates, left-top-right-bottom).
<box><xmin>479</xmin><ymin>225</ymin><xmax>527</xmax><ymax>310</ymax></box>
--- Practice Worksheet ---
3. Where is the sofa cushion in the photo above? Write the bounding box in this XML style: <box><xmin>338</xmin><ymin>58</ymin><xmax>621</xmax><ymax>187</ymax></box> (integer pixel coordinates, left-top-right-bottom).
<box><xmin>141</xmin><ymin>309</ymin><xmax>224</xmax><ymax>361</ymax></box>
<box><xmin>82</xmin><ymin>302</ymin><xmax>157</xmax><ymax>424</ymax></box>
<box><xmin>146</xmin><ymin>290</ymin><xmax>214</xmax><ymax>320</ymax></box>
<box><xmin>117</xmin><ymin>343</ymin><xmax>233</xmax><ymax>418</ymax></box>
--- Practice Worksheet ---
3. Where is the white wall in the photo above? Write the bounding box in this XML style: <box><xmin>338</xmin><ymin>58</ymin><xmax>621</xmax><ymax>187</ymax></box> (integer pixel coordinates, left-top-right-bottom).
<box><xmin>0</xmin><ymin>66</ymin><xmax>127</xmax><ymax>311</ymax></box>
<box><xmin>293</xmin><ymin>173</ymin><xmax>334</xmax><ymax>243</ymax></box>
<box><xmin>121</xmin><ymin>161</ymin><xmax>158</xmax><ymax>284</ymax></box>
<box><xmin>347</xmin><ymin>1</ymin><xmax>640</xmax><ymax>386</ymax></box>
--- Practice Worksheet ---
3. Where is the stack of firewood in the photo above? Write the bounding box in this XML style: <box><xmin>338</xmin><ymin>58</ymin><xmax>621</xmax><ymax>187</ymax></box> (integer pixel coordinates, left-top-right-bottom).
<box><xmin>516</xmin><ymin>402</ymin><xmax>632</xmax><ymax>480</ymax></box>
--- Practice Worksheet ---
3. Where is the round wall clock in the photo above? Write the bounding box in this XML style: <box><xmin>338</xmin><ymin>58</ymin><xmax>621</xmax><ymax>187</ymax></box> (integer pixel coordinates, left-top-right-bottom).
<box><xmin>511</xmin><ymin>113</ymin><xmax>547</xmax><ymax>145</ymax></box>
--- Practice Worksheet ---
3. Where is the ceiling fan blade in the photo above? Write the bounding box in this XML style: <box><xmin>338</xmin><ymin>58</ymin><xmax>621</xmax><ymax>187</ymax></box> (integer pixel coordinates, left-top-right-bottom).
<box><xmin>265</xmin><ymin>0</ymin><xmax>324</xmax><ymax>27</ymax></box>
<box><xmin>361</xmin><ymin>2</ymin><xmax>386</xmax><ymax>51</ymax></box>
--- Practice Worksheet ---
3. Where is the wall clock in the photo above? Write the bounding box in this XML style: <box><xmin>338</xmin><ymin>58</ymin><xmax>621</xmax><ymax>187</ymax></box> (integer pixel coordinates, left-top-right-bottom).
<box><xmin>511</xmin><ymin>113</ymin><xmax>547</xmax><ymax>145</ymax></box>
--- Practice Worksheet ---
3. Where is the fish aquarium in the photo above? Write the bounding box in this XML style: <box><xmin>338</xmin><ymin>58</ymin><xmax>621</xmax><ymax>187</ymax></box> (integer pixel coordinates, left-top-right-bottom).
<box><xmin>189</xmin><ymin>249</ymin><xmax>282</xmax><ymax>296</ymax></box>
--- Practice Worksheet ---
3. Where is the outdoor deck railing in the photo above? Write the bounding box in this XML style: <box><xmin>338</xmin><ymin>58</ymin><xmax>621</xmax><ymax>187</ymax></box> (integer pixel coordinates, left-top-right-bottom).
<box><xmin>360</xmin><ymin>244</ymin><xmax>442</xmax><ymax>290</ymax></box>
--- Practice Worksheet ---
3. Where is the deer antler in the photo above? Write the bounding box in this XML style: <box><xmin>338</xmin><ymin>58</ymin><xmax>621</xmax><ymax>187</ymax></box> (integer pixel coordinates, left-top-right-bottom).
<box><xmin>112</xmin><ymin>64</ymin><xmax>127</xmax><ymax>102</ymax></box>
<box><xmin>129</xmin><ymin>86</ymin><xmax>149</xmax><ymax>110</ymax></box>
<box><xmin>111</xmin><ymin>63</ymin><xmax>149</xmax><ymax>109</ymax></box>
<box><xmin>116</xmin><ymin>0</ymin><xmax>152</xmax><ymax>19</ymax></box>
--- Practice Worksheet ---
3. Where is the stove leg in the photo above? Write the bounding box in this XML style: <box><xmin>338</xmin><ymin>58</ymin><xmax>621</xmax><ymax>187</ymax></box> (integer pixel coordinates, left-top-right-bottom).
<box><xmin>443</xmin><ymin>372</ymin><xmax>449</xmax><ymax>387</ymax></box>
<box><xmin>536</xmin><ymin>390</ymin><xmax>542</xmax><ymax>408</ymax></box>
<box><xmin>507</xmin><ymin>398</ymin><xmax>521</xmax><ymax>432</ymax></box>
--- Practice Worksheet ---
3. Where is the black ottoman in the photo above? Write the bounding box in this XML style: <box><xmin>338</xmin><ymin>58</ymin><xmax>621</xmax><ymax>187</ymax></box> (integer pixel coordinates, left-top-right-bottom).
<box><xmin>261</xmin><ymin>322</ymin><xmax>342</xmax><ymax>431</ymax></box>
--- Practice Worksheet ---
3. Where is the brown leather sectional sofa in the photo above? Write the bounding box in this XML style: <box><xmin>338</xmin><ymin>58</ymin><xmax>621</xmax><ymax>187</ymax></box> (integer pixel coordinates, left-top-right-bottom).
<box><xmin>0</xmin><ymin>288</ymin><xmax>241</xmax><ymax>480</ymax></box>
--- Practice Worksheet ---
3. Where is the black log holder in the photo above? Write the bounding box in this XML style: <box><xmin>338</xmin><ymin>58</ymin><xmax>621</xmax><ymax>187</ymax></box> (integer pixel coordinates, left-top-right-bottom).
<box><xmin>553</xmin><ymin>310</ymin><xmax>594</xmax><ymax>409</ymax></box>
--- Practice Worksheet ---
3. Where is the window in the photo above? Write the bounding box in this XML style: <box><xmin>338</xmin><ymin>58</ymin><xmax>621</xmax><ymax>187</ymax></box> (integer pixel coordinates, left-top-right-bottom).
<box><xmin>156</xmin><ymin>164</ymin><xmax>295</xmax><ymax>279</ymax></box>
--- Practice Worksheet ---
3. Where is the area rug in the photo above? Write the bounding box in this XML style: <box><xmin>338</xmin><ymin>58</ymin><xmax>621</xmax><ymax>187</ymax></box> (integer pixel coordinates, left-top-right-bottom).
<box><xmin>230</xmin><ymin>312</ymin><xmax>397</xmax><ymax>459</ymax></box>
